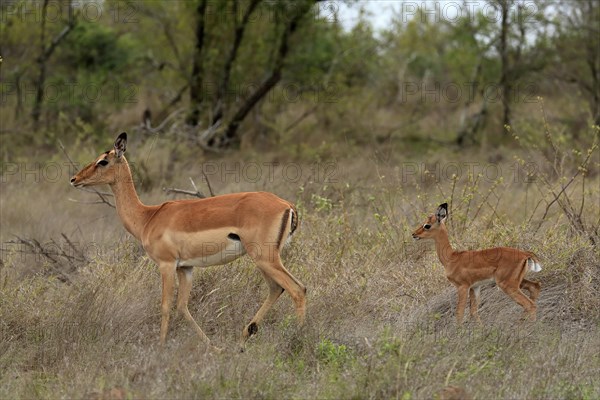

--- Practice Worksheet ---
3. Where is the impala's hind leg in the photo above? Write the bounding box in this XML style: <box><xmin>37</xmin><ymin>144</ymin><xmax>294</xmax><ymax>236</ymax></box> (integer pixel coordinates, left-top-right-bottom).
<box><xmin>259</xmin><ymin>256</ymin><xmax>306</xmax><ymax>320</ymax></box>
<box><xmin>498</xmin><ymin>283</ymin><xmax>537</xmax><ymax>321</ymax></box>
<box><xmin>469</xmin><ymin>287</ymin><xmax>482</xmax><ymax>323</ymax></box>
<box><xmin>242</xmin><ymin>251</ymin><xmax>306</xmax><ymax>348</ymax></box>
<box><xmin>240</xmin><ymin>272</ymin><xmax>284</xmax><ymax>351</ymax></box>
<box><xmin>520</xmin><ymin>279</ymin><xmax>541</xmax><ymax>302</ymax></box>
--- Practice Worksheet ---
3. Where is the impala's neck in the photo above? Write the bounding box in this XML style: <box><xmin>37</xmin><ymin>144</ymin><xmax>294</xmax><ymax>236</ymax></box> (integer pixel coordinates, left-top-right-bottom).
<box><xmin>109</xmin><ymin>158</ymin><xmax>151</xmax><ymax>241</ymax></box>
<box><xmin>433</xmin><ymin>224</ymin><xmax>455</xmax><ymax>269</ymax></box>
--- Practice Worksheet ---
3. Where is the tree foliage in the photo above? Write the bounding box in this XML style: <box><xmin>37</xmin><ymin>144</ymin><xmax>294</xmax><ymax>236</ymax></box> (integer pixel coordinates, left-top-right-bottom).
<box><xmin>0</xmin><ymin>0</ymin><xmax>597</xmax><ymax>150</ymax></box>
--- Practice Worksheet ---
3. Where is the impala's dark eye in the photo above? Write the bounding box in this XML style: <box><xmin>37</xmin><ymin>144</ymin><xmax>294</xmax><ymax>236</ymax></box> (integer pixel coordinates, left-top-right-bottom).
<box><xmin>97</xmin><ymin>159</ymin><xmax>109</xmax><ymax>166</ymax></box>
<box><xmin>423</xmin><ymin>224</ymin><xmax>431</xmax><ymax>230</ymax></box>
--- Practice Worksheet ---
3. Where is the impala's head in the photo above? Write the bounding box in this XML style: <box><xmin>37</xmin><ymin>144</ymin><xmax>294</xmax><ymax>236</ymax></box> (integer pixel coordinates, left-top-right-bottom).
<box><xmin>412</xmin><ymin>203</ymin><xmax>448</xmax><ymax>240</ymax></box>
<box><xmin>70</xmin><ymin>132</ymin><xmax>128</xmax><ymax>187</ymax></box>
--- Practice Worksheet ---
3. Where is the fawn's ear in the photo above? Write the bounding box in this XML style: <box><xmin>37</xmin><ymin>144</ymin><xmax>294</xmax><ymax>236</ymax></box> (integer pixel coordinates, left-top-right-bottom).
<box><xmin>114</xmin><ymin>132</ymin><xmax>127</xmax><ymax>158</ymax></box>
<box><xmin>436</xmin><ymin>203</ymin><xmax>448</xmax><ymax>223</ymax></box>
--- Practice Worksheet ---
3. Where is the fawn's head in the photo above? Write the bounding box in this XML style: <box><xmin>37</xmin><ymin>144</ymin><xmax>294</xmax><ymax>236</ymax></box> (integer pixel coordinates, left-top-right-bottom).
<box><xmin>412</xmin><ymin>203</ymin><xmax>448</xmax><ymax>240</ymax></box>
<box><xmin>70</xmin><ymin>132</ymin><xmax>128</xmax><ymax>187</ymax></box>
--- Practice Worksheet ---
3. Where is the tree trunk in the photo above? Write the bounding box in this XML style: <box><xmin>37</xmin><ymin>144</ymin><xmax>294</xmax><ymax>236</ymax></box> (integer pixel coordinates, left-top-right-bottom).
<box><xmin>584</xmin><ymin>0</ymin><xmax>600</xmax><ymax>125</ymax></box>
<box><xmin>498</xmin><ymin>0</ymin><xmax>513</xmax><ymax>131</ymax></box>
<box><xmin>187</xmin><ymin>0</ymin><xmax>208</xmax><ymax>126</ymax></box>
<box><xmin>32</xmin><ymin>0</ymin><xmax>75</xmax><ymax>129</ymax></box>
<box><xmin>31</xmin><ymin>0</ymin><xmax>50</xmax><ymax>127</ymax></box>
<box><xmin>212</xmin><ymin>0</ymin><xmax>261</xmax><ymax>125</ymax></box>
<box><xmin>218</xmin><ymin>1</ymin><xmax>314</xmax><ymax>147</ymax></box>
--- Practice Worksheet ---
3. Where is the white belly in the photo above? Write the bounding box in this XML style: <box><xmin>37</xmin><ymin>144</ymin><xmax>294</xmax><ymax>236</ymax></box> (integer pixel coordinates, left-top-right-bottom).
<box><xmin>166</xmin><ymin>228</ymin><xmax>247</xmax><ymax>268</ymax></box>
<box><xmin>178</xmin><ymin>240</ymin><xmax>246</xmax><ymax>267</ymax></box>
<box><xmin>471</xmin><ymin>278</ymin><xmax>495</xmax><ymax>288</ymax></box>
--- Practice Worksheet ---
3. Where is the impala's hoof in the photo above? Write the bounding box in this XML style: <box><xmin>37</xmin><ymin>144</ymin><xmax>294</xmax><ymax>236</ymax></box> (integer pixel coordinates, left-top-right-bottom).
<box><xmin>247</xmin><ymin>322</ymin><xmax>258</xmax><ymax>336</ymax></box>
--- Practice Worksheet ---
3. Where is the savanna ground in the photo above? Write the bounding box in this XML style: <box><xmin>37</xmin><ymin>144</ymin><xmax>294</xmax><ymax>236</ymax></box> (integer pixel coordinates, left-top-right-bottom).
<box><xmin>1</xmin><ymin>112</ymin><xmax>599</xmax><ymax>399</ymax></box>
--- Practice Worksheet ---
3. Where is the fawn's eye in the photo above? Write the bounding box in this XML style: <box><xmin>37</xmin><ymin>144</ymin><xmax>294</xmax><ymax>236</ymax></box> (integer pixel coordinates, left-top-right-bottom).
<box><xmin>97</xmin><ymin>159</ymin><xmax>109</xmax><ymax>166</ymax></box>
<box><xmin>423</xmin><ymin>224</ymin><xmax>431</xmax><ymax>230</ymax></box>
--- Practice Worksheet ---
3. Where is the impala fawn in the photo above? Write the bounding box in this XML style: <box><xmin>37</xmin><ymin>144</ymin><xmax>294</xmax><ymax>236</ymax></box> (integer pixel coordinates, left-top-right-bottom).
<box><xmin>412</xmin><ymin>203</ymin><xmax>542</xmax><ymax>323</ymax></box>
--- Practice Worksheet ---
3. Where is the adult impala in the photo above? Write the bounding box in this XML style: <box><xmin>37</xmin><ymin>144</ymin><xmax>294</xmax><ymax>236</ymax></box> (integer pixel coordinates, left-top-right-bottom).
<box><xmin>70</xmin><ymin>132</ymin><xmax>306</xmax><ymax>351</ymax></box>
<box><xmin>412</xmin><ymin>203</ymin><xmax>542</xmax><ymax>323</ymax></box>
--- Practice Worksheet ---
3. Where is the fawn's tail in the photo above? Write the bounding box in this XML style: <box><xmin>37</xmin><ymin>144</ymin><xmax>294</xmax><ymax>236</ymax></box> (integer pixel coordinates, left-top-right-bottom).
<box><xmin>526</xmin><ymin>254</ymin><xmax>542</xmax><ymax>272</ymax></box>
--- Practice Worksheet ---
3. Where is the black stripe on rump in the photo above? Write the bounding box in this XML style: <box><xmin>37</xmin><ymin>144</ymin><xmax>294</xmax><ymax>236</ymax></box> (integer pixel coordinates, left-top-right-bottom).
<box><xmin>290</xmin><ymin>208</ymin><xmax>298</xmax><ymax>235</ymax></box>
<box><xmin>276</xmin><ymin>208</ymin><xmax>291</xmax><ymax>249</ymax></box>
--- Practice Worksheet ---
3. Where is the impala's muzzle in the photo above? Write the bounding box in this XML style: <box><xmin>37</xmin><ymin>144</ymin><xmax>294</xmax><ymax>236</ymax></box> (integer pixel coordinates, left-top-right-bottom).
<box><xmin>70</xmin><ymin>176</ymin><xmax>82</xmax><ymax>187</ymax></box>
<box><xmin>412</xmin><ymin>233</ymin><xmax>420</xmax><ymax>240</ymax></box>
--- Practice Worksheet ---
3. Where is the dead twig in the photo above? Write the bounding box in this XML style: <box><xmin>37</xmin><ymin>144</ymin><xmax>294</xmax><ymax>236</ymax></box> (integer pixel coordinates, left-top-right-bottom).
<box><xmin>163</xmin><ymin>173</ymin><xmax>216</xmax><ymax>199</ymax></box>
<box><xmin>4</xmin><ymin>234</ymin><xmax>87</xmax><ymax>282</ymax></box>
<box><xmin>141</xmin><ymin>108</ymin><xmax>185</xmax><ymax>134</ymax></box>
<box><xmin>201</xmin><ymin>171</ymin><xmax>215</xmax><ymax>197</ymax></box>
<box><xmin>163</xmin><ymin>187</ymin><xmax>206</xmax><ymax>198</ymax></box>
<box><xmin>535</xmin><ymin>144</ymin><xmax>597</xmax><ymax>233</ymax></box>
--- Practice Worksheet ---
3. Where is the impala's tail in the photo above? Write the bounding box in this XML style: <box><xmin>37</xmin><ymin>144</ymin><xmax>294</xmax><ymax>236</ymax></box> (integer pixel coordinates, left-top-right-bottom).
<box><xmin>277</xmin><ymin>206</ymin><xmax>299</xmax><ymax>250</ymax></box>
<box><xmin>290</xmin><ymin>206</ymin><xmax>299</xmax><ymax>236</ymax></box>
<box><xmin>527</xmin><ymin>255</ymin><xmax>542</xmax><ymax>272</ymax></box>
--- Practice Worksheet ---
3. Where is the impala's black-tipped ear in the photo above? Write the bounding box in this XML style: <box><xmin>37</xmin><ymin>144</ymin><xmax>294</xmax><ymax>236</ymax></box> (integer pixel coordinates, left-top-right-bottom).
<box><xmin>436</xmin><ymin>202</ymin><xmax>448</xmax><ymax>223</ymax></box>
<box><xmin>114</xmin><ymin>132</ymin><xmax>127</xmax><ymax>158</ymax></box>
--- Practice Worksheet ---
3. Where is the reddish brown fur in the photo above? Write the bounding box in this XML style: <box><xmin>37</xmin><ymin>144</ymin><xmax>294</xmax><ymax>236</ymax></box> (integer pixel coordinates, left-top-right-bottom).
<box><xmin>71</xmin><ymin>133</ymin><xmax>305</xmax><ymax>351</ymax></box>
<box><xmin>412</xmin><ymin>204</ymin><xmax>541</xmax><ymax>323</ymax></box>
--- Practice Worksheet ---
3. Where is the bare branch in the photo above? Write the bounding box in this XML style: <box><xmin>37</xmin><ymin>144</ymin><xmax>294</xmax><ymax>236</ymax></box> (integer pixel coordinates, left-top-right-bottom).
<box><xmin>163</xmin><ymin>187</ymin><xmax>205</xmax><ymax>198</ymax></box>
<box><xmin>57</xmin><ymin>139</ymin><xmax>77</xmax><ymax>167</ymax></box>
<box><xmin>535</xmin><ymin>143</ymin><xmax>597</xmax><ymax>232</ymax></box>
<box><xmin>198</xmin><ymin>119</ymin><xmax>222</xmax><ymax>143</ymax></box>
<box><xmin>77</xmin><ymin>187</ymin><xmax>114</xmax><ymax>197</ymax></box>
<box><xmin>202</xmin><ymin>171</ymin><xmax>215</xmax><ymax>197</ymax></box>
<box><xmin>163</xmin><ymin>173</ymin><xmax>216</xmax><ymax>199</ymax></box>
<box><xmin>141</xmin><ymin>108</ymin><xmax>185</xmax><ymax>135</ymax></box>
<box><xmin>189</xmin><ymin>177</ymin><xmax>199</xmax><ymax>193</ymax></box>
<box><xmin>68</xmin><ymin>198</ymin><xmax>115</xmax><ymax>207</ymax></box>
<box><xmin>5</xmin><ymin>235</ymin><xmax>78</xmax><ymax>283</ymax></box>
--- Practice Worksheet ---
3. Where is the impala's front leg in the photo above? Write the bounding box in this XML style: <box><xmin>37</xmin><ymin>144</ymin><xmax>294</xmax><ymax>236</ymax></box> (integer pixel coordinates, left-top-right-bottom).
<box><xmin>176</xmin><ymin>267</ymin><xmax>220</xmax><ymax>352</ymax></box>
<box><xmin>456</xmin><ymin>285</ymin><xmax>469</xmax><ymax>324</ymax></box>
<box><xmin>159</xmin><ymin>263</ymin><xmax>176</xmax><ymax>345</ymax></box>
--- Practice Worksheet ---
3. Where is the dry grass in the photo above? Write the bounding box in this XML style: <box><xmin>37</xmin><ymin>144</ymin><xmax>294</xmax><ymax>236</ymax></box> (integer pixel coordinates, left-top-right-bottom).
<box><xmin>1</xmin><ymin>140</ymin><xmax>599</xmax><ymax>399</ymax></box>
